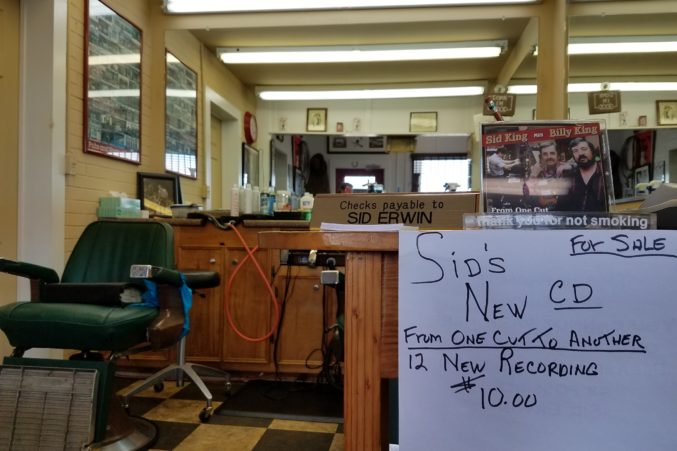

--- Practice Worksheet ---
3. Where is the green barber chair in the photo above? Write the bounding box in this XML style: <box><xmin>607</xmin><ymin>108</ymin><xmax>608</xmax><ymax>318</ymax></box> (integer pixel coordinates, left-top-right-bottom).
<box><xmin>0</xmin><ymin>220</ymin><xmax>217</xmax><ymax>450</ymax></box>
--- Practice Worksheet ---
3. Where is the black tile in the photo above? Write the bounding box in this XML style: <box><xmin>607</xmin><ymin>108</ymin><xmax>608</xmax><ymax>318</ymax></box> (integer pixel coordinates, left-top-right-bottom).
<box><xmin>151</xmin><ymin>420</ymin><xmax>200</xmax><ymax>450</ymax></box>
<box><xmin>253</xmin><ymin>429</ymin><xmax>334</xmax><ymax>451</ymax></box>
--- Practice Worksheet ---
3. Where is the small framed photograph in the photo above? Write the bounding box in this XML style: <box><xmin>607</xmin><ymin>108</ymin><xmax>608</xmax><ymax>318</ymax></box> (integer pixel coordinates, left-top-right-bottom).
<box><xmin>410</xmin><ymin>112</ymin><xmax>437</xmax><ymax>132</ymax></box>
<box><xmin>306</xmin><ymin>108</ymin><xmax>327</xmax><ymax>132</ymax></box>
<box><xmin>137</xmin><ymin>172</ymin><xmax>182</xmax><ymax>216</ymax></box>
<box><xmin>634</xmin><ymin>165</ymin><xmax>650</xmax><ymax>196</ymax></box>
<box><xmin>656</xmin><ymin>100</ymin><xmax>677</xmax><ymax>126</ymax></box>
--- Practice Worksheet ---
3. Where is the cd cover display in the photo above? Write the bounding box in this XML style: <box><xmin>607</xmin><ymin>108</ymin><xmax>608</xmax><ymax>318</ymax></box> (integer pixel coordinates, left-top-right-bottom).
<box><xmin>481</xmin><ymin>121</ymin><xmax>614</xmax><ymax>213</ymax></box>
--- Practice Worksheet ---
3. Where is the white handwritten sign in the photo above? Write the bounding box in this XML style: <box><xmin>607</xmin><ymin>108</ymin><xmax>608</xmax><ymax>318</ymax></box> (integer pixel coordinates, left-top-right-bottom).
<box><xmin>398</xmin><ymin>230</ymin><xmax>677</xmax><ymax>451</ymax></box>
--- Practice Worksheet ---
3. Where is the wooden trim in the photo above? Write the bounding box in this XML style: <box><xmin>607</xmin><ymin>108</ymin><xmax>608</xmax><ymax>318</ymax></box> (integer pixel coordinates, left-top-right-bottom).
<box><xmin>258</xmin><ymin>231</ymin><xmax>398</xmax><ymax>251</ymax></box>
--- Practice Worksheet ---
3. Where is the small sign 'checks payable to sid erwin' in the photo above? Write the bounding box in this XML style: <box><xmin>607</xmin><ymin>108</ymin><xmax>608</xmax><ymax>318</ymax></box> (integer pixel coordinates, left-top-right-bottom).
<box><xmin>309</xmin><ymin>192</ymin><xmax>479</xmax><ymax>230</ymax></box>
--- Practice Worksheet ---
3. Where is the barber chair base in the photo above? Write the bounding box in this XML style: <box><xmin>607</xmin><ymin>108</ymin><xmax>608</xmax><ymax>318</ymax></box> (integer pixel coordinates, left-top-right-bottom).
<box><xmin>121</xmin><ymin>338</ymin><xmax>231</xmax><ymax>423</ymax></box>
<box><xmin>1</xmin><ymin>357</ymin><xmax>157</xmax><ymax>451</ymax></box>
<box><xmin>93</xmin><ymin>386</ymin><xmax>157</xmax><ymax>451</ymax></box>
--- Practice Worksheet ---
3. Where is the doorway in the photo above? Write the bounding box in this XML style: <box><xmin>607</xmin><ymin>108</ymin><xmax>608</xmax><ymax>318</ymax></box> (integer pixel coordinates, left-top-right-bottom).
<box><xmin>335</xmin><ymin>168</ymin><xmax>384</xmax><ymax>193</ymax></box>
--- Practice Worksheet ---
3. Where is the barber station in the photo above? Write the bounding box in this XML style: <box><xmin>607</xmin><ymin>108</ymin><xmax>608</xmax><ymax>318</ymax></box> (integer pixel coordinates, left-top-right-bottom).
<box><xmin>3</xmin><ymin>0</ymin><xmax>677</xmax><ymax>450</ymax></box>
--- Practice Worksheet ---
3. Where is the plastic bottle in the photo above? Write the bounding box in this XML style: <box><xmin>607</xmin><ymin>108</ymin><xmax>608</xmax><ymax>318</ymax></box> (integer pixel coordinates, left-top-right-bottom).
<box><xmin>252</xmin><ymin>186</ymin><xmax>260</xmax><ymax>213</ymax></box>
<box><xmin>267</xmin><ymin>187</ymin><xmax>276</xmax><ymax>214</ymax></box>
<box><xmin>230</xmin><ymin>183</ymin><xmax>240</xmax><ymax>217</ymax></box>
<box><xmin>300</xmin><ymin>192</ymin><xmax>314</xmax><ymax>211</ymax></box>
<box><xmin>238</xmin><ymin>185</ymin><xmax>245</xmax><ymax>215</ymax></box>
<box><xmin>243</xmin><ymin>184</ymin><xmax>253</xmax><ymax>214</ymax></box>
<box><xmin>300</xmin><ymin>192</ymin><xmax>314</xmax><ymax>221</ymax></box>
<box><xmin>259</xmin><ymin>190</ymin><xmax>269</xmax><ymax>214</ymax></box>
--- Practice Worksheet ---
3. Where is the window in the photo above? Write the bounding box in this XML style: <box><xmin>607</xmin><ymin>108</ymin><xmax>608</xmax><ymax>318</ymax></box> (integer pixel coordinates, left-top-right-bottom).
<box><xmin>412</xmin><ymin>154</ymin><xmax>471</xmax><ymax>192</ymax></box>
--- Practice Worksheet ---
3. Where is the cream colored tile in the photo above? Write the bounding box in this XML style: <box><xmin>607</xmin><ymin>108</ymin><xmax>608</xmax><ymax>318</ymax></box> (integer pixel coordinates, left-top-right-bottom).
<box><xmin>143</xmin><ymin>399</ymin><xmax>222</xmax><ymax>424</ymax></box>
<box><xmin>117</xmin><ymin>379</ymin><xmax>190</xmax><ymax>399</ymax></box>
<box><xmin>330</xmin><ymin>432</ymin><xmax>344</xmax><ymax>451</ymax></box>
<box><xmin>174</xmin><ymin>424</ymin><xmax>265</xmax><ymax>451</ymax></box>
<box><xmin>268</xmin><ymin>419</ymin><xmax>338</xmax><ymax>433</ymax></box>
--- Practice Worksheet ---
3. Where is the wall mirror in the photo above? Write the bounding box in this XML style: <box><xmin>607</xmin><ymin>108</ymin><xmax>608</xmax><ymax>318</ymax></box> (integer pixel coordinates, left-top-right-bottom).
<box><xmin>242</xmin><ymin>143</ymin><xmax>260</xmax><ymax>187</ymax></box>
<box><xmin>165</xmin><ymin>52</ymin><xmax>198</xmax><ymax>179</ymax></box>
<box><xmin>84</xmin><ymin>0</ymin><xmax>141</xmax><ymax>163</ymax></box>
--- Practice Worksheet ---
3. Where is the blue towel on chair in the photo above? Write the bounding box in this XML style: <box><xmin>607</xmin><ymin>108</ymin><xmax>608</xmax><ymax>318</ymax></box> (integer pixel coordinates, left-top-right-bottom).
<box><xmin>131</xmin><ymin>274</ymin><xmax>192</xmax><ymax>338</ymax></box>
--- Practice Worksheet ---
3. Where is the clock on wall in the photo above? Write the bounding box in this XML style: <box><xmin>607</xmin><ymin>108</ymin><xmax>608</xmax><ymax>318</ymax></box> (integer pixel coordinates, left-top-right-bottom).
<box><xmin>244</xmin><ymin>111</ymin><xmax>258</xmax><ymax>145</ymax></box>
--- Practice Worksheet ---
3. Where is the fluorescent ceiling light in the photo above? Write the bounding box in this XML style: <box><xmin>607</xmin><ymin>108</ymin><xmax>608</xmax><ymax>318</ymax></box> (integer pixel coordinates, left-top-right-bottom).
<box><xmin>569</xmin><ymin>36</ymin><xmax>677</xmax><ymax>55</ymax></box>
<box><xmin>258</xmin><ymin>86</ymin><xmax>485</xmax><ymax>100</ymax></box>
<box><xmin>533</xmin><ymin>36</ymin><xmax>677</xmax><ymax>56</ymax></box>
<box><xmin>219</xmin><ymin>42</ymin><xmax>505</xmax><ymax>64</ymax></box>
<box><xmin>507</xmin><ymin>82</ymin><xmax>677</xmax><ymax>95</ymax></box>
<box><xmin>166</xmin><ymin>0</ymin><xmax>539</xmax><ymax>14</ymax></box>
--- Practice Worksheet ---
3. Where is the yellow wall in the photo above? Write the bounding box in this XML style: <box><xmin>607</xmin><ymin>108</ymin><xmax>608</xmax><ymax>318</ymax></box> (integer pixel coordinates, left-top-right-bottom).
<box><xmin>0</xmin><ymin>0</ymin><xmax>20</xmax><ymax>357</ymax></box>
<box><xmin>65</xmin><ymin>0</ymin><xmax>256</xmax><ymax>255</ymax></box>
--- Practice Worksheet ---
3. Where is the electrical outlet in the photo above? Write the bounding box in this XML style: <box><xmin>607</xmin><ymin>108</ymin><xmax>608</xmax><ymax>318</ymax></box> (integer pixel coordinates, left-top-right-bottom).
<box><xmin>321</xmin><ymin>270</ymin><xmax>340</xmax><ymax>285</ymax></box>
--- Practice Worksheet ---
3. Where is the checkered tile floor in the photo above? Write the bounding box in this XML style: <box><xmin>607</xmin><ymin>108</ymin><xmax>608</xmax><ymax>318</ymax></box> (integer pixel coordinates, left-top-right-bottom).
<box><xmin>115</xmin><ymin>376</ymin><xmax>344</xmax><ymax>451</ymax></box>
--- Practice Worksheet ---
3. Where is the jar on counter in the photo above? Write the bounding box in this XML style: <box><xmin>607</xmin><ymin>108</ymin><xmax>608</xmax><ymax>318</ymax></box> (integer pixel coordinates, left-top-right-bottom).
<box><xmin>275</xmin><ymin>190</ymin><xmax>291</xmax><ymax>211</ymax></box>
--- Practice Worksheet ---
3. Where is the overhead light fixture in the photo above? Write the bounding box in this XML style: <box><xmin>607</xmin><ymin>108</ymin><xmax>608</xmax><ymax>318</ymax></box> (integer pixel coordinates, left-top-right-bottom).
<box><xmin>219</xmin><ymin>41</ymin><xmax>506</xmax><ymax>64</ymax></box>
<box><xmin>257</xmin><ymin>85</ymin><xmax>485</xmax><ymax>100</ymax></box>
<box><xmin>507</xmin><ymin>82</ymin><xmax>677</xmax><ymax>95</ymax></box>
<box><xmin>533</xmin><ymin>36</ymin><xmax>677</xmax><ymax>56</ymax></box>
<box><xmin>569</xmin><ymin>36</ymin><xmax>677</xmax><ymax>55</ymax></box>
<box><xmin>165</xmin><ymin>0</ymin><xmax>540</xmax><ymax>14</ymax></box>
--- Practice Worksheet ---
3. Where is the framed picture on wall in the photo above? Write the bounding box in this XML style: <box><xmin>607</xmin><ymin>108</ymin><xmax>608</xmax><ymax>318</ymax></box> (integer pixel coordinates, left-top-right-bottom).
<box><xmin>306</xmin><ymin>108</ymin><xmax>327</xmax><ymax>132</ymax></box>
<box><xmin>137</xmin><ymin>172</ymin><xmax>182</xmax><ymax>216</ymax></box>
<box><xmin>656</xmin><ymin>100</ymin><xmax>677</xmax><ymax>126</ymax></box>
<box><xmin>410</xmin><ymin>112</ymin><xmax>437</xmax><ymax>132</ymax></box>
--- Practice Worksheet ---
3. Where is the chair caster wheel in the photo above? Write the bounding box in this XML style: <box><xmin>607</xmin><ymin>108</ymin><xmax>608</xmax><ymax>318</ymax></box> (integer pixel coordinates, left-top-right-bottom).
<box><xmin>153</xmin><ymin>382</ymin><xmax>164</xmax><ymax>393</ymax></box>
<box><xmin>199</xmin><ymin>407</ymin><xmax>213</xmax><ymax>423</ymax></box>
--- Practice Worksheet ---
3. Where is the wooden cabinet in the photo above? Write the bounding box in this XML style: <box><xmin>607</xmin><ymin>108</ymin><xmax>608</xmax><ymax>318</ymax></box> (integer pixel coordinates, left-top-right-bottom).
<box><xmin>177</xmin><ymin>246</ymin><xmax>224</xmax><ymax>364</ymax></box>
<box><xmin>117</xmin><ymin>220</ymin><xmax>332</xmax><ymax>377</ymax></box>
<box><xmin>220</xmin><ymin>246</ymin><xmax>273</xmax><ymax>371</ymax></box>
<box><xmin>273</xmin><ymin>265</ymin><xmax>339</xmax><ymax>374</ymax></box>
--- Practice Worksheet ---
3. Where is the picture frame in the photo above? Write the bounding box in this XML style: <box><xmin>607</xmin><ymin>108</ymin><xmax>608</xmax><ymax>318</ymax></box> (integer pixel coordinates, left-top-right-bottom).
<box><xmin>241</xmin><ymin>143</ymin><xmax>260</xmax><ymax>187</ymax></box>
<box><xmin>656</xmin><ymin>100</ymin><xmax>677</xmax><ymax>126</ymax></box>
<box><xmin>327</xmin><ymin>135</ymin><xmax>387</xmax><ymax>153</ymax></box>
<box><xmin>634</xmin><ymin>165</ymin><xmax>650</xmax><ymax>196</ymax></box>
<box><xmin>137</xmin><ymin>172</ymin><xmax>182</xmax><ymax>216</ymax></box>
<box><xmin>410</xmin><ymin>112</ymin><xmax>437</xmax><ymax>133</ymax></box>
<box><xmin>306</xmin><ymin>108</ymin><xmax>327</xmax><ymax>132</ymax></box>
<box><xmin>84</xmin><ymin>0</ymin><xmax>142</xmax><ymax>164</ymax></box>
<box><xmin>165</xmin><ymin>51</ymin><xmax>198</xmax><ymax>178</ymax></box>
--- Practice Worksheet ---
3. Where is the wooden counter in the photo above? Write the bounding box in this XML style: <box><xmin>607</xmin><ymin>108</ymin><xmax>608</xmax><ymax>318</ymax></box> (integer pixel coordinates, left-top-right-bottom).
<box><xmin>121</xmin><ymin>220</ymin><xmax>342</xmax><ymax>377</ymax></box>
<box><xmin>259</xmin><ymin>231</ymin><xmax>399</xmax><ymax>451</ymax></box>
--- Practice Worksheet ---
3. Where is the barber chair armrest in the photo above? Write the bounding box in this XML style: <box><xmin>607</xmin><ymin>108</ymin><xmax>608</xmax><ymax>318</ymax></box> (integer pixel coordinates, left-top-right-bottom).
<box><xmin>181</xmin><ymin>269</ymin><xmax>221</xmax><ymax>290</ymax></box>
<box><xmin>40</xmin><ymin>282</ymin><xmax>142</xmax><ymax>306</ymax></box>
<box><xmin>0</xmin><ymin>258</ymin><xmax>60</xmax><ymax>283</ymax></box>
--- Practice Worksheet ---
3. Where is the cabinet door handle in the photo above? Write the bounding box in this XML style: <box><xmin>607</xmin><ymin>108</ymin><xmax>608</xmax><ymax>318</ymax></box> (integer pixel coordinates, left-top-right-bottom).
<box><xmin>232</xmin><ymin>259</ymin><xmax>238</xmax><ymax>265</ymax></box>
<box><xmin>209</xmin><ymin>258</ymin><xmax>217</xmax><ymax>264</ymax></box>
<box><xmin>313</xmin><ymin>284</ymin><xmax>320</xmax><ymax>291</ymax></box>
